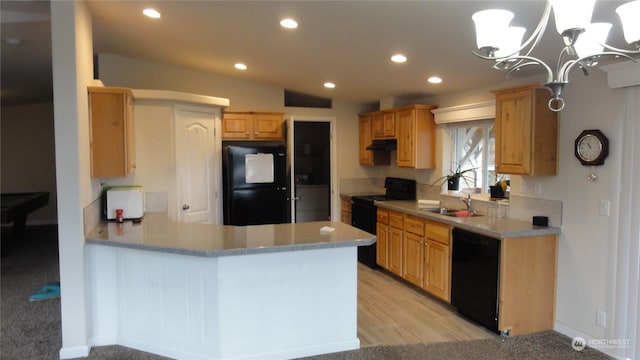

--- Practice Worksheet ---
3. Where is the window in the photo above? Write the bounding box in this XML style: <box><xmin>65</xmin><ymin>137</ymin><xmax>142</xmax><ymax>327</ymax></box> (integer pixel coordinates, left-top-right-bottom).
<box><xmin>449</xmin><ymin>120</ymin><xmax>507</xmax><ymax>192</ymax></box>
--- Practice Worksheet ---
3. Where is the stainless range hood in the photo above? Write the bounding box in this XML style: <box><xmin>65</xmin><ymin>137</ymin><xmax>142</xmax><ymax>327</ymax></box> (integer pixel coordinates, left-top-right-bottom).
<box><xmin>366</xmin><ymin>139</ymin><xmax>397</xmax><ymax>151</ymax></box>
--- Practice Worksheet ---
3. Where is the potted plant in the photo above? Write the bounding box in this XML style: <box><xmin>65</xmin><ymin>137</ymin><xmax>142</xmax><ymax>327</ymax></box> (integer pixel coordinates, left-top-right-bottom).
<box><xmin>432</xmin><ymin>164</ymin><xmax>476</xmax><ymax>191</ymax></box>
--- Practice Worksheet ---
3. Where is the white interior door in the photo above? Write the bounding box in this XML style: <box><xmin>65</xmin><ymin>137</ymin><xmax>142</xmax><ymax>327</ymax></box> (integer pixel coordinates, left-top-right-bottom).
<box><xmin>175</xmin><ymin>106</ymin><xmax>218</xmax><ymax>223</ymax></box>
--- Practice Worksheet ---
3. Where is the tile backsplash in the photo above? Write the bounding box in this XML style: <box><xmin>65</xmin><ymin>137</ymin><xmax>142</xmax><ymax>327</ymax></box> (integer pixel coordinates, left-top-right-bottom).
<box><xmin>339</xmin><ymin>178</ymin><xmax>385</xmax><ymax>195</ymax></box>
<box><xmin>83</xmin><ymin>197</ymin><xmax>102</xmax><ymax>236</ymax></box>
<box><xmin>145</xmin><ymin>192</ymin><xmax>168</xmax><ymax>213</ymax></box>
<box><xmin>508</xmin><ymin>195</ymin><xmax>563</xmax><ymax>227</ymax></box>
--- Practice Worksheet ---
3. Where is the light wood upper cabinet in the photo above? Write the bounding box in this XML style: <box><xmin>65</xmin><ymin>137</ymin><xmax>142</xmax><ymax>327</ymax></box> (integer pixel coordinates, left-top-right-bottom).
<box><xmin>222</xmin><ymin>111</ymin><xmax>284</xmax><ymax>140</ymax></box>
<box><xmin>359</xmin><ymin>114</ymin><xmax>373</xmax><ymax>165</ymax></box>
<box><xmin>359</xmin><ymin>113</ymin><xmax>390</xmax><ymax>166</ymax></box>
<box><xmin>372</xmin><ymin>111</ymin><xmax>396</xmax><ymax>139</ymax></box>
<box><xmin>88</xmin><ymin>86</ymin><xmax>135</xmax><ymax>178</ymax></box>
<box><xmin>395</xmin><ymin>105</ymin><xmax>437</xmax><ymax>169</ymax></box>
<box><xmin>492</xmin><ymin>84</ymin><xmax>558</xmax><ymax>175</ymax></box>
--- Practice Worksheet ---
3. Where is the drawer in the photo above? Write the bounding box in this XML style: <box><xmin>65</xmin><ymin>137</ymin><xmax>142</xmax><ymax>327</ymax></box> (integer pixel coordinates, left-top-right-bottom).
<box><xmin>425</xmin><ymin>220</ymin><xmax>451</xmax><ymax>245</ymax></box>
<box><xmin>377</xmin><ymin>209</ymin><xmax>389</xmax><ymax>225</ymax></box>
<box><xmin>404</xmin><ymin>216</ymin><xmax>424</xmax><ymax>236</ymax></box>
<box><xmin>389</xmin><ymin>211</ymin><xmax>403</xmax><ymax>229</ymax></box>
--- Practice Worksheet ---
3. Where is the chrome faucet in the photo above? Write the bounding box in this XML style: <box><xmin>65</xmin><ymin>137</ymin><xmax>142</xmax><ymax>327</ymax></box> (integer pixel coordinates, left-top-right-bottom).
<box><xmin>460</xmin><ymin>194</ymin><xmax>472</xmax><ymax>211</ymax></box>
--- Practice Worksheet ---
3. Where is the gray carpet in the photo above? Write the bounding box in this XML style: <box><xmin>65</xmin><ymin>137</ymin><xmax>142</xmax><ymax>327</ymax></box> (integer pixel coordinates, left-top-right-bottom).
<box><xmin>1</xmin><ymin>226</ymin><xmax>612</xmax><ymax>360</ymax></box>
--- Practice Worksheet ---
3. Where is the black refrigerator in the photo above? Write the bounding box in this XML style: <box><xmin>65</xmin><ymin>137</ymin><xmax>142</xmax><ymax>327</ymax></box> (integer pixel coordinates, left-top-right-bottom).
<box><xmin>222</xmin><ymin>144</ymin><xmax>291</xmax><ymax>225</ymax></box>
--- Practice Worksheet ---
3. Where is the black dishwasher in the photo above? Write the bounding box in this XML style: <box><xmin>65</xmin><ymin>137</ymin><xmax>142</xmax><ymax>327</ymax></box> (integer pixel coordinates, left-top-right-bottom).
<box><xmin>451</xmin><ymin>228</ymin><xmax>501</xmax><ymax>334</ymax></box>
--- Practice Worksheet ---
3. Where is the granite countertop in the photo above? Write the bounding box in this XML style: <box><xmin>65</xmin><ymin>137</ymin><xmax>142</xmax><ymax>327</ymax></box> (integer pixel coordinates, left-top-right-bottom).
<box><xmin>86</xmin><ymin>213</ymin><xmax>376</xmax><ymax>257</ymax></box>
<box><xmin>375</xmin><ymin>200</ymin><xmax>561</xmax><ymax>239</ymax></box>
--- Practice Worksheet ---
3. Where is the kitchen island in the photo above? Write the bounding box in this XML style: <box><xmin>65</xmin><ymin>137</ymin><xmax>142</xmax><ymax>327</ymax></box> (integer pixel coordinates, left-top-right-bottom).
<box><xmin>85</xmin><ymin>214</ymin><xmax>375</xmax><ymax>360</ymax></box>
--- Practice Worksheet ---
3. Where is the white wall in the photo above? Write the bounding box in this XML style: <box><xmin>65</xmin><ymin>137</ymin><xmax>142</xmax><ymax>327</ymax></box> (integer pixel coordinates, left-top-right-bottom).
<box><xmin>51</xmin><ymin>1</ymin><xmax>99</xmax><ymax>358</ymax></box>
<box><xmin>0</xmin><ymin>102</ymin><xmax>58</xmax><ymax>224</ymax></box>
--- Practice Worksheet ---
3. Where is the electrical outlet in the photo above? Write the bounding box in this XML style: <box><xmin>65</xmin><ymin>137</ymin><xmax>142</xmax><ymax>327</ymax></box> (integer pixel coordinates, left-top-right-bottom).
<box><xmin>599</xmin><ymin>200</ymin><xmax>610</xmax><ymax>216</ymax></box>
<box><xmin>597</xmin><ymin>310</ymin><xmax>607</xmax><ymax>328</ymax></box>
<box><xmin>534</xmin><ymin>183</ymin><xmax>542</xmax><ymax>196</ymax></box>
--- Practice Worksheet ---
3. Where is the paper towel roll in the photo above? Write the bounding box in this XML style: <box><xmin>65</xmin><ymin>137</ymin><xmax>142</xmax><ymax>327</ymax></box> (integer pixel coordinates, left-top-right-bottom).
<box><xmin>418</xmin><ymin>199</ymin><xmax>440</xmax><ymax>207</ymax></box>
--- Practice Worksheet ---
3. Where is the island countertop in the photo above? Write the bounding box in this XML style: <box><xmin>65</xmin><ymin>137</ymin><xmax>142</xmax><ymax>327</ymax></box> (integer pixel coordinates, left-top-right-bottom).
<box><xmin>86</xmin><ymin>213</ymin><xmax>376</xmax><ymax>257</ymax></box>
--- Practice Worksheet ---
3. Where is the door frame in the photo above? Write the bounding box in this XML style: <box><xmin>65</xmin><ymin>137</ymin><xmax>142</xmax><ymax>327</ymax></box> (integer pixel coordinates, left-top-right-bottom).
<box><xmin>174</xmin><ymin>103</ymin><xmax>222</xmax><ymax>224</ymax></box>
<box><xmin>286</xmin><ymin>116</ymin><xmax>337</xmax><ymax>223</ymax></box>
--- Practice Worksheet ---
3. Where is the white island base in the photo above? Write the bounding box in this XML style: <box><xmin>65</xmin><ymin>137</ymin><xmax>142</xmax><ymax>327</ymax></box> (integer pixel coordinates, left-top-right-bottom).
<box><xmin>87</xmin><ymin>244</ymin><xmax>360</xmax><ymax>359</ymax></box>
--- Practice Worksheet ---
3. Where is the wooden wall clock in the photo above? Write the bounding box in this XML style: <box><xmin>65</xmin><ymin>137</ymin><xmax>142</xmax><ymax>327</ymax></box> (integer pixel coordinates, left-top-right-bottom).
<box><xmin>574</xmin><ymin>129</ymin><xmax>609</xmax><ymax>166</ymax></box>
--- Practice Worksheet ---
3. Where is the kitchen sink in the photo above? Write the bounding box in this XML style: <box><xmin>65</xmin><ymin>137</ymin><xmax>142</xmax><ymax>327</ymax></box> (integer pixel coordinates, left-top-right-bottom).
<box><xmin>421</xmin><ymin>208</ymin><xmax>482</xmax><ymax>217</ymax></box>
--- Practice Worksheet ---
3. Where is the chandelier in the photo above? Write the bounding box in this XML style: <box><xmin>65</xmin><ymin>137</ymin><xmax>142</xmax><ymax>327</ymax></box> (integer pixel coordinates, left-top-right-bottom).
<box><xmin>471</xmin><ymin>0</ymin><xmax>640</xmax><ymax>111</ymax></box>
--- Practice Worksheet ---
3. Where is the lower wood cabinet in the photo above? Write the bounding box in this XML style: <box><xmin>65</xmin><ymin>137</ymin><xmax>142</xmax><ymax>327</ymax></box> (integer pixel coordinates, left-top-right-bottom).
<box><xmin>374</xmin><ymin>206</ymin><xmax>557</xmax><ymax>334</ymax></box>
<box><xmin>376</xmin><ymin>209</ymin><xmax>389</xmax><ymax>268</ymax></box>
<box><xmin>423</xmin><ymin>239</ymin><xmax>450</xmax><ymax>301</ymax></box>
<box><xmin>422</xmin><ymin>220</ymin><xmax>451</xmax><ymax>302</ymax></box>
<box><xmin>388</xmin><ymin>211</ymin><xmax>403</xmax><ymax>276</ymax></box>
<box><xmin>376</xmin><ymin>208</ymin><xmax>452</xmax><ymax>303</ymax></box>
<box><xmin>340</xmin><ymin>198</ymin><xmax>352</xmax><ymax>224</ymax></box>
<box><xmin>403</xmin><ymin>215</ymin><xmax>425</xmax><ymax>287</ymax></box>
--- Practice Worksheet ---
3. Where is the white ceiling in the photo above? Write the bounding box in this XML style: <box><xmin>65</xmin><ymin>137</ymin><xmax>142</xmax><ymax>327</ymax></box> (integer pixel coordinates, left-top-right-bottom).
<box><xmin>0</xmin><ymin>1</ymin><xmax>634</xmax><ymax>106</ymax></box>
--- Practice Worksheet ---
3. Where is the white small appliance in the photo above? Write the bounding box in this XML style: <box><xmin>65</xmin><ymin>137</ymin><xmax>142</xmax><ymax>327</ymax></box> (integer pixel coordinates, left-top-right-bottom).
<box><xmin>106</xmin><ymin>187</ymin><xmax>145</xmax><ymax>220</ymax></box>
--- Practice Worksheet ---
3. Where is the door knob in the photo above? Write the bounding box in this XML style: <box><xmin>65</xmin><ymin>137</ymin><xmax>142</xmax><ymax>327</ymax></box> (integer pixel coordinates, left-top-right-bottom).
<box><xmin>182</xmin><ymin>204</ymin><xmax>190</xmax><ymax>210</ymax></box>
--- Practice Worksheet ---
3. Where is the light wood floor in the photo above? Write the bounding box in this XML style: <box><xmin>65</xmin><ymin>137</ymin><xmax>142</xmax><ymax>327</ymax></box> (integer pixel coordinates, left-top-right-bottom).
<box><xmin>357</xmin><ymin>263</ymin><xmax>495</xmax><ymax>347</ymax></box>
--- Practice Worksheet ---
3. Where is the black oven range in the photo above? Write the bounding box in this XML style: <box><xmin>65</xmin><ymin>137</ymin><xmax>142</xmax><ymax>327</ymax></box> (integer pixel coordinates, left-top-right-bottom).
<box><xmin>351</xmin><ymin>177</ymin><xmax>416</xmax><ymax>269</ymax></box>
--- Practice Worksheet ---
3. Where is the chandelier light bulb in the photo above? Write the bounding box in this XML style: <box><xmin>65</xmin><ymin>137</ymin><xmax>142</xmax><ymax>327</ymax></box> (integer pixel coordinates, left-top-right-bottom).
<box><xmin>494</xmin><ymin>26</ymin><xmax>526</xmax><ymax>58</ymax></box>
<box><xmin>616</xmin><ymin>0</ymin><xmax>640</xmax><ymax>45</ymax></box>
<box><xmin>574</xmin><ymin>23</ymin><xmax>612</xmax><ymax>59</ymax></box>
<box><xmin>472</xmin><ymin>9</ymin><xmax>514</xmax><ymax>51</ymax></box>
<box><xmin>549</xmin><ymin>0</ymin><xmax>596</xmax><ymax>35</ymax></box>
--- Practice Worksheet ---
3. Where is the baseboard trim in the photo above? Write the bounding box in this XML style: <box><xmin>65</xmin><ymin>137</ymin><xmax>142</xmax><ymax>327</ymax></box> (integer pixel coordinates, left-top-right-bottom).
<box><xmin>554</xmin><ymin>322</ymin><xmax>621</xmax><ymax>360</ymax></box>
<box><xmin>59</xmin><ymin>345</ymin><xmax>90</xmax><ymax>359</ymax></box>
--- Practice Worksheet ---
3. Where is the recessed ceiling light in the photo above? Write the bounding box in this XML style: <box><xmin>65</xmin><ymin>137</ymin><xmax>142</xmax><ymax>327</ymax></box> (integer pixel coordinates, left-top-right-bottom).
<box><xmin>391</xmin><ymin>54</ymin><xmax>407</xmax><ymax>63</ymax></box>
<box><xmin>323</xmin><ymin>82</ymin><xmax>336</xmax><ymax>89</ymax></box>
<box><xmin>143</xmin><ymin>8</ymin><xmax>161</xmax><ymax>19</ymax></box>
<box><xmin>280</xmin><ymin>18</ymin><xmax>298</xmax><ymax>29</ymax></box>
<box><xmin>427</xmin><ymin>76</ymin><xmax>443</xmax><ymax>84</ymax></box>
<box><xmin>234</xmin><ymin>63</ymin><xmax>247</xmax><ymax>70</ymax></box>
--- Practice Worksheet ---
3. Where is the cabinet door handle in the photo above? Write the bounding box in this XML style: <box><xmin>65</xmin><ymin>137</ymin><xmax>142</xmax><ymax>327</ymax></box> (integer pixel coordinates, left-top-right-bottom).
<box><xmin>182</xmin><ymin>204</ymin><xmax>190</xmax><ymax>210</ymax></box>
<box><xmin>245</xmin><ymin>131</ymin><xmax>250</xmax><ymax>135</ymax></box>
